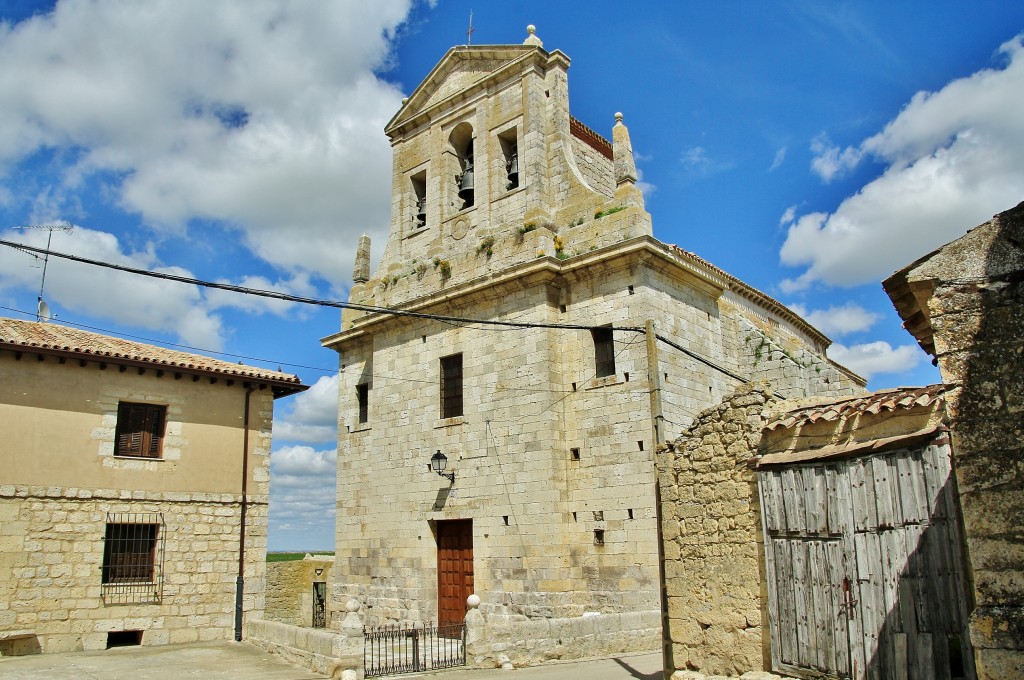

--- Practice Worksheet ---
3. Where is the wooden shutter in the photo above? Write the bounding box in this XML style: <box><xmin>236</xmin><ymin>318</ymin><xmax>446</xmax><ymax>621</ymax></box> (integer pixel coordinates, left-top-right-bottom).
<box><xmin>116</xmin><ymin>403</ymin><xmax>165</xmax><ymax>458</ymax></box>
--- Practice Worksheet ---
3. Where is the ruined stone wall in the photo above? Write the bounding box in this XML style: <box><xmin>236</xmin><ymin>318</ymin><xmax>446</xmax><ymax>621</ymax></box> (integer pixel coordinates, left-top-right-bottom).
<box><xmin>659</xmin><ymin>384</ymin><xmax>775</xmax><ymax>675</ymax></box>
<box><xmin>0</xmin><ymin>487</ymin><xmax>266</xmax><ymax>654</ymax></box>
<box><xmin>264</xmin><ymin>558</ymin><xmax>333</xmax><ymax>627</ymax></box>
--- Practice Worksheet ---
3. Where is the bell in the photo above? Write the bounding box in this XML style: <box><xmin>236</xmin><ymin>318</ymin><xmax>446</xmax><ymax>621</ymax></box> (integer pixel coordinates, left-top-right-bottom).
<box><xmin>415</xmin><ymin>196</ymin><xmax>426</xmax><ymax>224</ymax></box>
<box><xmin>457</xmin><ymin>166</ymin><xmax>474</xmax><ymax>204</ymax></box>
<box><xmin>506</xmin><ymin>151</ymin><xmax>519</xmax><ymax>188</ymax></box>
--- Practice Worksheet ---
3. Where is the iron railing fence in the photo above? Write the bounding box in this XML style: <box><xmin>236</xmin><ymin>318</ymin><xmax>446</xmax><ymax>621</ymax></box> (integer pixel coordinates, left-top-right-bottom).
<box><xmin>364</xmin><ymin>621</ymin><xmax>465</xmax><ymax>677</ymax></box>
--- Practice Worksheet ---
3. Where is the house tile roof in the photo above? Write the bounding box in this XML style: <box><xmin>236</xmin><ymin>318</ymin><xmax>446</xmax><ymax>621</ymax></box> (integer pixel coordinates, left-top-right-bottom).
<box><xmin>0</xmin><ymin>316</ymin><xmax>304</xmax><ymax>394</ymax></box>
<box><xmin>765</xmin><ymin>384</ymin><xmax>952</xmax><ymax>432</ymax></box>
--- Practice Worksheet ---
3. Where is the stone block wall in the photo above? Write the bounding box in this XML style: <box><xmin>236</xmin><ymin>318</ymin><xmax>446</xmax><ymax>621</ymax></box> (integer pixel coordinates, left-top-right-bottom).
<box><xmin>658</xmin><ymin>383</ymin><xmax>775</xmax><ymax>675</ymax></box>
<box><xmin>264</xmin><ymin>557</ymin><xmax>333</xmax><ymax>627</ymax></box>
<box><xmin>0</xmin><ymin>486</ymin><xmax>266</xmax><ymax>653</ymax></box>
<box><xmin>464</xmin><ymin>604</ymin><xmax>661</xmax><ymax>668</ymax></box>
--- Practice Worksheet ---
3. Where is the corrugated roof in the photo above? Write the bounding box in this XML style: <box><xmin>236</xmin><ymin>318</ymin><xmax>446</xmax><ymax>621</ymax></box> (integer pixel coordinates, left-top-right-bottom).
<box><xmin>764</xmin><ymin>384</ymin><xmax>952</xmax><ymax>432</ymax></box>
<box><xmin>0</xmin><ymin>317</ymin><xmax>305</xmax><ymax>394</ymax></box>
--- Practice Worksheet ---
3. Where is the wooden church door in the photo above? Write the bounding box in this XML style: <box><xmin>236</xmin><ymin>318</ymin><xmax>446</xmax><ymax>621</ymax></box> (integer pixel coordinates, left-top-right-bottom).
<box><xmin>436</xmin><ymin>519</ymin><xmax>474</xmax><ymax>628</ymax></box>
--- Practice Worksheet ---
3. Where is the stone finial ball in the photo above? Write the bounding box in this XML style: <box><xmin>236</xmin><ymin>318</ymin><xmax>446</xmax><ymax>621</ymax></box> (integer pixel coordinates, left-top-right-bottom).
<box><xmin>526</xmin><ymin>25</ymin><xmax>536</xmax><ymax>34</ymax></box>
<box><xmin>615</xmin><ymin>112</ymin><xmax>624</xmax><ymax>122</ymax></box>
<box><xmin>467</xmin><ymin>593</ymin><xmax>481</xmax><ymax>608</ymax></box>
<box><xmin>346</xmin><ymin>598</ymin><xmax>361</xmax><ymax>613</ymax></box>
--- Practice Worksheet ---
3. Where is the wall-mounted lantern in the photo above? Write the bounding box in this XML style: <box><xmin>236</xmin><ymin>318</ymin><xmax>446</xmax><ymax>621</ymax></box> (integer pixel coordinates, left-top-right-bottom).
<box><xmin>429</xmin><ymin>450</ymin><xmax>455</xmax><ymax>484</ymax></box>
<box><xmin>314</xmin><ymin>568</ymin><xmax>324</xmax><ymax>577</ymax></box>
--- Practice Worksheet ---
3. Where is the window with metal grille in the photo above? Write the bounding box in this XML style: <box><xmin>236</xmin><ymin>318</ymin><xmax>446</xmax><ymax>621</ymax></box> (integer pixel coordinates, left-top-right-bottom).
<box><xmin>114</xmin><ymin>402</ymin><xmax>166</xmax><ymax>458</ymax></box>
<box><xmin>356</xmin><ymin>383</ymin><xmax>369</xmax><ymax>424</ymax></box>
<box><xmin>592</xmin><ymin>326</ymin><xmax>616</xmax><ymax>378</ymax></box>
<box><xmin>440</xmin><ymin>354</ymin><xmax>463</xmax><ymax>419</ymax></box>
<box><xmin>101</xmin><ymin>513</ymin><xmax>164</xmax><ymax>604</ymax></box>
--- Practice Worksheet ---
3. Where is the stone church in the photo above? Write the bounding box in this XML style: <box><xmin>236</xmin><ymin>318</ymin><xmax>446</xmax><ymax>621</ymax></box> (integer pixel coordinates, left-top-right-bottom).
<box><xmin>321</xmin><ymin>26</ymin><xmax>863</xmax><ymax>647</ymax></box>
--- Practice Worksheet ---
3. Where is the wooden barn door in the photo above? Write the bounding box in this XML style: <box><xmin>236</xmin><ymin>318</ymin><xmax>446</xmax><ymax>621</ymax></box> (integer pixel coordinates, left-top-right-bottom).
<box><xmin>436</xmin><ymin>519</ymin><xmax>473</xmax><ymax>627</ymax></box>
<box><xmin>759</xmin><ymin>442</ymin><xmax>975</xmax><ymax>679</ymax></box>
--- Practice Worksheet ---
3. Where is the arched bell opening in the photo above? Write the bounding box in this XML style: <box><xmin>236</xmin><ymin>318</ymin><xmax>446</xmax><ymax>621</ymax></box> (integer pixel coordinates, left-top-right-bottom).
<box><xmin>448</xmin><ymin>123</ymin><xmax>475</xmax><ymax>210</ymax></box>
<box><xmin>498</xmin><ymin>128</ymin><xmax>519</xmax><ymax>191</ymax></box>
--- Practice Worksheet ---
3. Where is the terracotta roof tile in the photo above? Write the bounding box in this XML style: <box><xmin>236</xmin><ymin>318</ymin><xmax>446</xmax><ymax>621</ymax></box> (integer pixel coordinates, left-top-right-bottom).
<box><xmin>0</xmin><ymin>317</ymin><xmax>304</xmax><ymax>389</ymax></box>
<box><xmin>765</xmin><ymin>384</ymin><xmax>952</xmax><ymax>431</ymax></box>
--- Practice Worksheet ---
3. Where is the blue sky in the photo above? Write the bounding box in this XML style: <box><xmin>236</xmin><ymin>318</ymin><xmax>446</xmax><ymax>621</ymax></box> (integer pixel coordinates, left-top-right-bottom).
<box><xmin>2</xmin><ymin>1</ymin><xmax>1022</xmax><ymax>550</ymax></box>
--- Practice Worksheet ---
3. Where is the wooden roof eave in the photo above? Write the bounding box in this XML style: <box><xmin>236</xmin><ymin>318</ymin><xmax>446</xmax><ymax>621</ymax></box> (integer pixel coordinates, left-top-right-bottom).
<box><xmin>0</xmin><ymin>340</ymin><xmax>307</xmax><ymax>399</ymax></box>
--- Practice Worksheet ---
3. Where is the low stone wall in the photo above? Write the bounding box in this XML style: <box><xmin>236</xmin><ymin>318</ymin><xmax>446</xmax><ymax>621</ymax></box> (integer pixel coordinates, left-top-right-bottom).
<box><xmin>465</xmin><ymin>603</ymin><xmax>660</xmax><ymax>668</ymax></box>
<box><xmin>246</xmin><ymin>618</ymin><xmax>362</xmax><ymax>679</ymax></box>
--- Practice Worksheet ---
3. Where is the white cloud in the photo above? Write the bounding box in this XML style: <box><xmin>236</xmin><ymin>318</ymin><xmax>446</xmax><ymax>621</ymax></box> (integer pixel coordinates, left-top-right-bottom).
<box><xmin>0</xmin><ymin>1</ymin><xmax>413</xmax><ymax>286</ymax></box>
<box><xmin>789</xmin><ymin>302</ymin><xmax>879</xmax><ymax>337</ymax></box>
<box><xmin>809</xmin><ymin>134</ymin><xmax>863</xmax><ymax>182</ymax></box>
<box><xmin>828</xmin><ymin>341</ymin><xmax>922</xmax><ymax>380</ymax></box>
<box><xmin>783</xmin><ymin>34</ymin><xmax>1024</xmax><ymax>289</ymax></box>
<box><xmin>0</xmin><ymin>225</ymin><xmax>226</xmax><ymax>348</ymax></box>
<box><xmin>269</xmin><ymin>444</ymin><xmax>337</xmax><ymax>550</ymax></box>
<box><xmin>271</xmin><ymin>444</ymin><xmax>337</xmax><ymax>477</ymax></box>
<box><xmin>779</xmin><ymin>205</ymin><xmax>797</xmax><ymax>226</ymax></box>
<box><xmin>0</xmin><ymin>225</ymin><xmax>330</xmax><ymax>349</ymax></box>
<box><xmin>273</xmin><ymin>374</ymin><xmax>339</xmax><ymax>444</ymax></box>
<box><xmin>769</xmin><ymin>146</ymin><xmax>787</xmax><ymax>172</ymax></box>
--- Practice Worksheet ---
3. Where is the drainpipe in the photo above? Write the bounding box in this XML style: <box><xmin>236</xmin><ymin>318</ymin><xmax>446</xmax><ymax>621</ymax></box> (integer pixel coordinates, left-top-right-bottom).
<box><xmin>235</xmin><ymin>385</ymin><xmax>255</xmax><ymax>641</ymax></box>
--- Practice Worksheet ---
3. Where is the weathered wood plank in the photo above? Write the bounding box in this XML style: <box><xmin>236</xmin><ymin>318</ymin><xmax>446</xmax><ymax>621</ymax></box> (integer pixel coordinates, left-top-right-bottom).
<box><xmin>894</xmin><ymin>632</ymin><xmax>909</xmax><ymax>680</ymax></box>
<box><xmin>872</xmin><ymin>456</ymin><xmax>895</xmax><ymax>527</ymax></box>
<box><xmin>793</xmin><ymin>539</ymin><xmax>811</xmax><ymax>667</ymax></box>
<box><xmin>777</xmin><ymin>538</ymin><xmax>797</xmax><ymax>665</ymax></box>
<box><xmin>850</xmin><ymin>457</ymin><xmax>872</xmax><ymax>532</ymax></box>
<box><xmin>761</xmin><ymin>471</ymin><xmax>783</xmax><ymax>534</ymax></box>
<box><xmin>916</xmin><ymin>632</ymin><xmax>934</xmax><ymax>680</ymax></box>
<box><xmin>758</xmin><ymin>474</ymin><xmax>784</xmax><ymax>671</ymax></box>
<box><xmin>782</xmin><ymin>467</ymin><xmax>804</xmax><ymax>533</ymax></box>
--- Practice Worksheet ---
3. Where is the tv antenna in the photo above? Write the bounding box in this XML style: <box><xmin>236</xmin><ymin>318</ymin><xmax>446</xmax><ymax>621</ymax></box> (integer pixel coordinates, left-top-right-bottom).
<box><xmin>11</xmin><ymin>220</ymin><xmax>74</xmax><ymax>321</ymax></box>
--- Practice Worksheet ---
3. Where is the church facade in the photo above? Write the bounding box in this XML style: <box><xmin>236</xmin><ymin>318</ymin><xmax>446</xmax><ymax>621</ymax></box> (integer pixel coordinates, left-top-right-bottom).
<box><xmin>321</xmin><ymin>27</ymin><xmax>863</xmax><ymax>639</ymax></box>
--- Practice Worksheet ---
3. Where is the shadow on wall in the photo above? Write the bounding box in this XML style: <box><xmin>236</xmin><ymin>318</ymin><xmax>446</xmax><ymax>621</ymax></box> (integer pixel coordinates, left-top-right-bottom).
<box><xmin>0</xmin><ymin>634</ymin><xmax>42</xmax><ymax>656</ymax></box>
<box><xmin>861</xmin><ymin>467</ymin><xmax>975</xmax><ymax>679</ymax></box>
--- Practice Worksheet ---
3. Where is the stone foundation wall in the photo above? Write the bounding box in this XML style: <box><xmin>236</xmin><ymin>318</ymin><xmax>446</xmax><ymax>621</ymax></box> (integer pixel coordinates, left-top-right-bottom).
<box><xmin>246</xmin><ymin>618</ymin><xmax>362</xmax><ymax>678</ymax></box>
<box><xmin>0</xmin><ymin>486</ymin><xmax>266</xmax><ymax>654</ymax></box>
<box><xmin>464</xmin><ymin>605</ymin><xmax>661</xmax><ymax>668</ymax></box>
<box><xmin>658</xmin><ymin>384</ymin><xmax>774</xmax><ymax>675</ymax></box>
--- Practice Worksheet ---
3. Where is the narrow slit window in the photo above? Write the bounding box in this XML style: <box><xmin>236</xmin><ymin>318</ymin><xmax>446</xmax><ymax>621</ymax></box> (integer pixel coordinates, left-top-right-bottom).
<box><xmin>356</xmin><ymin>383</ymin><xmax>369</xmax><ymax>424</ymax></box>
<box><xmin>592</xmin><ymin>326</ymin><xmax>615</xmax><ymax>378</ymax></box>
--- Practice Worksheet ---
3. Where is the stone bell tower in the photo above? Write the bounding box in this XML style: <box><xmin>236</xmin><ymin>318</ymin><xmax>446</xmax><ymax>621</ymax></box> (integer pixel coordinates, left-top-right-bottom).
<box><xmin>343</xmin><ymin>25</ymin><xmax>652</xmax><ymax>325</ymax></box>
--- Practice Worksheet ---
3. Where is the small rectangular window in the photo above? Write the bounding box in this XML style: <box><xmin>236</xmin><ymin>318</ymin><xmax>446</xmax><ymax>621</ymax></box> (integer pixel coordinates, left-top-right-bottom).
<box><xmin>592</xmin><ymin>326</ymin><xmax>615</xmax><ymax>378</ymax></box>
<box><xmin>440</xmin><ymin>353</ymin><xmax>464</xmax><ymax>419</ymax></box>
<box><xmin>101</xmin><ymin>513</ymin><xmax>164</xmax><ymax>604</ymax></box>
<box><xmin>115</xmin><ymin>403</ymin><xmax>166</xmax><ymax>459</ymax></box>
<box><xmin>356</xmin><ymin>383</ymin><xmax>369</xmax><ymax>424</ymax></box>
<box><xmin>103</xmin><ymin>523</ymin><xmax>158</xmax><ymax>584</ymax></box>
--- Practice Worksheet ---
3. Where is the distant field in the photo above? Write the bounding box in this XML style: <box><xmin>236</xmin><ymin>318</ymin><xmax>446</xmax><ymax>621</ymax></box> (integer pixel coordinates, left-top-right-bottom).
<box><xmin>267</xmin><ymin>552</ymin><xmax>335</xmax><ymax>562</ymax></box>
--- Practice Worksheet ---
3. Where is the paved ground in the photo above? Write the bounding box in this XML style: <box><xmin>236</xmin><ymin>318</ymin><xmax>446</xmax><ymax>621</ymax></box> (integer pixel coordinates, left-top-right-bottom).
<box><xmin>0</xmin><ymin>643</ymin><xmax>662</xmax><ymax>680</ymax></box>
<box><xmin>0</xmin><ymin>641</ymin><xmax>328</xmax><ymax>679</ymax></box>
<box><xmin>414</xmin><ymin>652</ymin><xmax>662</xmax><ymax>680</ymax></box>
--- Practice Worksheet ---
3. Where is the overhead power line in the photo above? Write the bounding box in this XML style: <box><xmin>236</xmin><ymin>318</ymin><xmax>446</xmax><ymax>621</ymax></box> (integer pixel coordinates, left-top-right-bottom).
<box><xmin>0</xmin><ymin>240</ymin><xmax>763</xmax><ymax>386</ymax></box>
<box><xmin>0</xmin><ymin>240</ymin><xmax>645</xmax><ymax>335</ymax></box>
